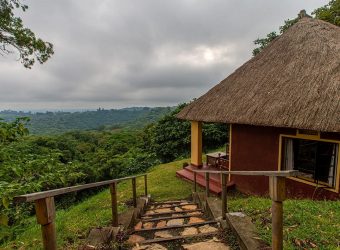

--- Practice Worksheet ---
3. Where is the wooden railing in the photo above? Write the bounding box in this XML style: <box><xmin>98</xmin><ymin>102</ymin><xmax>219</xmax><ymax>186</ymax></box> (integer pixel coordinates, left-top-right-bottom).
<box><xmin>14</xmin><ymin>174</ymin><xmax>148</xmax><ymax>250</ymax></box>
<box><xmin>192</xmin><ymin>170</ymin><xmax>299</xmax><ymax>250</ymax></box>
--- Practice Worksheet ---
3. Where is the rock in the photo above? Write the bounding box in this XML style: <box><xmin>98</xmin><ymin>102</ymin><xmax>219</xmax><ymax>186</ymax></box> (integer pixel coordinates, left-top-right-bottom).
<box><xmin>134</xmin><ymin>221</ymin><xmax>143</xmax><ymax>230</ymax></box>
<box><xmin>127</xmin><ymin>234</ymin><xmax>145</xmax><ymax>244</ymax></box>
<box><xmin>174</xmin><ymin>207</ymin><xmax>183</xmax><ymax>212</ymax></box>
<box><xmin>188</xmin><ymin>217</ymin><xmax>205</xmax><ymax>224</ymax></box>
<box><xmin>154</xmin><ymin>230</ymin><xmax>173</xmax><ymax>238</ymax></box>
<box><xmin>167</xmin><ymin>218</ymin><xmax>184</xmax><ymax>226</ymax></box>
<box><xmin>86</xmin><ymin>227</ymin><xmax>113</xmax><ymax>246</ymax></box>
<box><xmin>187</xmin><ymin>211</ymin><xmax>202</xmax><ymax>216</ymax></box>
<box><xmin>198</xmin><ymin>225</ymin><xmax>218</xmax><ymax>233</ymax></box>
<box><xmin>182</xmin><ymin>240</ymin><xmax>230</xmax><ymax>250</ymax></box>
<box><xmin>147</xmin><ymin>244</ymin><xmax>168</xmax><ymax>250</ymax></box>
<box><xmin>181</xmin><ymin>227</ymin><xmax>198</xmax><ymax>236</ymax></box>
<box><xmin>182</xmin><ymin>205</ymin><xmax>197</xmax><ymax>210</ymax></box>
<box><xmin>156</xmin><ymin>220</ymin><xmax>167</xmax><ymax>228</ymax></box>
<box><xmin>228</xmin><ymin>212</ymin><xmax>246</xmax><ymax>217</ymax></box>
<box><xmin>154</xmin><ymin>208</ymin><xmax>173</xmax><ymax>213</ymax></box>
<box><xmin>143</xmin><ymin>222</ymin><xmax>154</xmax><ymax>229</ymax></box>
<box><xmin>132</xmin><ymin>244</ymin><xmax>167</xmax><ymax>250</ymax></box>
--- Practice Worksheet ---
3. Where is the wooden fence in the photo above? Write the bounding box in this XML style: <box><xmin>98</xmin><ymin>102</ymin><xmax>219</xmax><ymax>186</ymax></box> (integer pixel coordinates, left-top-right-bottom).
<box><xmin>14</xmin><ymin>174</ymin><xmax>148</xmax><ymax>250</ymax></box>
<box><xmin>192</xmin><ymin>170</ymin><xmax>299</xmax><ymax>250</ymax></box>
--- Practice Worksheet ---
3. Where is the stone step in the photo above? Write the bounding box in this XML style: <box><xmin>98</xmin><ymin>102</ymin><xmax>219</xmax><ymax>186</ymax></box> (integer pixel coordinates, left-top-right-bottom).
<box><xmin>139</xmin><ymin>232</ymin><xmax>218</xmax><ymax>245</ymax></box>
<box><xmin>134</xmin><ymin>220</ymin><xmax>217</xmax><ymax>232</ymax></box>
<box><xmin>141</xmin><ymin>213</ymin><xmax>204</xmax><ymax>223</ymax></box>
<box><xmin>150</xmin><ymin>200</ymin><xmax>188</xmax><ymax>205</ymax></box>
<box><xmin>142</xmin><ymin>209</ymin><xmax>202</xmax><ymax>218</ymax></box>
<box><xmin>147</xmin><ymin>202</ymin><xmax>196</xmax><ymax>210</ymax></box>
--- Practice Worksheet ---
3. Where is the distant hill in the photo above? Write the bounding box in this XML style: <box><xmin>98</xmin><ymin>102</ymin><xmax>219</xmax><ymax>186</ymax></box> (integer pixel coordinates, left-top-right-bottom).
<box><xmin>0</xmin><ymin>107</ymin><xmax>173</xmax><ymax>134</ymax></box>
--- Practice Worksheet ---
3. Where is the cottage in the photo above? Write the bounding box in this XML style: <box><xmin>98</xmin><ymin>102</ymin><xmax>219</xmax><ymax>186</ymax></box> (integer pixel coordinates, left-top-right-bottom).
<box><xmin>176</xmin><ymin>16</ymin><xmax>340</xmax><ymax>200</ymax></box>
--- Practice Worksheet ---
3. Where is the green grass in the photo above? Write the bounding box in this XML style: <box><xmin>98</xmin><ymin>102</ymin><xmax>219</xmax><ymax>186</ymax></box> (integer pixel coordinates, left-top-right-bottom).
<box><xmin>228</xmin><ymin>193</ymin><xmax>340</xmax><ymax>249</ymax></box>
<box><xmin>3</xmin><ymin>158</ymin><xmax>340</xmax><ymax>249</ymax></box>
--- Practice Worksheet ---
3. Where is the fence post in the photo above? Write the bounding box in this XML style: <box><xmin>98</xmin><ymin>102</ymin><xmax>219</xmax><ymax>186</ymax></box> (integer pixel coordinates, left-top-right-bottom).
<box><xmin>194</xmin><ymin>172</ymin><xmax>197</xmax><ymax>192</ymax></box>
<box><xmin>109</xmin><ymin>182</ymin><xmax>118</xmax><ymax>227</ymax></box>
<box><xmin>132</xmin><ymin>177</ymin><xmax>137</xmax><ymax>207</ymax></box>
<box><xmin>34</xmin><ymin>197</ymin><xmax>57</xmax><ymax>250</ymax></box>
<box><xmin>205</xmin><ymin>172</ymin><xmax>210</xmax><ymax>197</ymax></box>
<box><xmin>221</xmin><ymin>173</ymin><xmax>227</xmax><ymax>219</ymax></box>
<box><xmin>269</xmin><ymin>176</ymin><xmax>286</xmax><ymax>250</ymax></box>
<box><xmin>144</xmin><ymin>175</ymin><xmax>148</xmax><ymax>197</ymax></box>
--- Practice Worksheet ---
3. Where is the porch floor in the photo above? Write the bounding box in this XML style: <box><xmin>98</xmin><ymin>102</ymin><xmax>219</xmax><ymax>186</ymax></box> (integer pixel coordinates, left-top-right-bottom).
<box><xmin>176</xmin><ymin>164</ymin><xmax>235</xmax><ymax>195</ymax></box>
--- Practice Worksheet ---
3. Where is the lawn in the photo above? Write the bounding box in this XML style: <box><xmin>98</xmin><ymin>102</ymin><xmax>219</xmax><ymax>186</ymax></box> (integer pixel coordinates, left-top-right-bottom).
<box><xmin>2</xmin><ymin>158</ymin><xmax>340</xmax><ymax>249</ymax></box>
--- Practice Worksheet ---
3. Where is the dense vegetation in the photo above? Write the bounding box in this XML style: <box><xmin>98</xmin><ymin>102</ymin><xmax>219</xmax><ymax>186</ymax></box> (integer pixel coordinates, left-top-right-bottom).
<box><xmin>253</xmin><ymin>0</ymin><xmax>340</xmax><ymax>55</ymax></box>
<box><xmin>0</xmin><ymin>107</ymin><xmax>172</xmax><ymax>134</ymax></box>
<box><xmin>0</xmin><ymin>103</ymin><xmax>227</xmax><ymax>243</ymax></box>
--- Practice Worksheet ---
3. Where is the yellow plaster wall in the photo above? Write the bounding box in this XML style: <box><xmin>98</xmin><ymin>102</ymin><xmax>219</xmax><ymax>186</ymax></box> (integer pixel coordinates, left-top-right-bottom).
<box><xmin>191</xmin><ymin>121</ymin><xmax>202</xmax><ymax>166</ymax></box>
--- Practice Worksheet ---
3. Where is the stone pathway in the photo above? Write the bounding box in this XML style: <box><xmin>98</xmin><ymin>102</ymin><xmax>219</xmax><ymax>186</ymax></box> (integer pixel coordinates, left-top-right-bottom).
<box><xmin>126</xmin><ymin>199</ymin><xmax>230</xmax><ymax>249</ymax></box>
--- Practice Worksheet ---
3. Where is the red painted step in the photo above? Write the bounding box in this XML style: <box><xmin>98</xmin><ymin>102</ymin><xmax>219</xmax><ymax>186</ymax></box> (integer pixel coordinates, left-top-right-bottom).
<box><xmin>176</xmin><ymin>167</ymin><xmax>235</xmax><ymax>195</ymax></box>
<box><xmin>176</xmin><ymin>169</ymin><xmax>221</xmax><ymax>194</ymax></box>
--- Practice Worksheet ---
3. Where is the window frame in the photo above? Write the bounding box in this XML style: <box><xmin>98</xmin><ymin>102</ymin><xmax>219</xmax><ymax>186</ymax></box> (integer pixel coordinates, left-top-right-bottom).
<box><xmin>278</xmin><ymin>133</ymin><xmax>340</xmax><ymax>193</ymax></box>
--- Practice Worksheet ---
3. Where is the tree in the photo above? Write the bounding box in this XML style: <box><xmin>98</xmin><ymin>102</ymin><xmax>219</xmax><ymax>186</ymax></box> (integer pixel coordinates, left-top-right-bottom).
<box><xmin>253</xmin><ymin>0</ymin><xmax>340</xmax><ymax>56</ymax></box>
<box><xmin>0</xmin><ymin>0</ymin><xmax>53</xmax><ymax>68</ymax></box>
<box><xmin>0</xmin><ymin>117</ymin><xmax>30</xmax><ymax>144</ymax></box>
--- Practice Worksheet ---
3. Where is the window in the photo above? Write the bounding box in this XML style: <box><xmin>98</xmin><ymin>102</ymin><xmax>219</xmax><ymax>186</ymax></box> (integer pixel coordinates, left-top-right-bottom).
<box><xmin>281</xmin><ymin>137</ymin><xmax>339</xmax><ymax>189</ymax></box>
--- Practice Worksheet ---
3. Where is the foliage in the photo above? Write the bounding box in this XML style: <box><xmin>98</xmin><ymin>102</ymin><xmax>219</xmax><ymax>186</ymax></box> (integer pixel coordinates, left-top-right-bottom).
<box><xmin>0</xmin><ymin>0</ymin><xmax>54</xmax><ymax>68</ymax></box>
<box><xmin>0</xmin><ymin>117</ymin><xmax>29</xmax><ymax>144</ymax></box>
<box><xmin>0</xmin><ymin>129</ymin><xmax>155</xmax><ymax>242</ymax></box>
<box><xmin>141</xmin><ymin>103</ymin><xmax>228</xmax><ymax>163</ymax></box>
<box><xmin>253</xmin><ymin>0</ymin><xmax>340</xmax><ymax>56</ymax></box>
<box><xmin>0</xmin><ymin>107</ymin><xmax>172</xmax><ymax>134</ymax></box>
<box><xmin>313</xmin><ymin>0</ymin><xmax>340</xmax><ymax>26</ymax></box>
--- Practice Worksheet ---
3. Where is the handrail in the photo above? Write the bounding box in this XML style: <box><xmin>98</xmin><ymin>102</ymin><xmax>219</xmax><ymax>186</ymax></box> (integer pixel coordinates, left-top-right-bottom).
<box><xmin>192</xmin><ymin>170</ymin><xmax>299</xmax><ymax>177</ymax></box>
<box><xmin>14</xmin><ymin>173</ymin><xmax>148</xmax><ymax>250</ymax></box>
<box><xmin>14</xmin><ymin>173</ymin><xmax>147</xmax><ymax>202</ymax></box>
<box><xmin>192</xmin><ymin>169</ymin><xmax>299</xmax><ymax>250</ymax></box>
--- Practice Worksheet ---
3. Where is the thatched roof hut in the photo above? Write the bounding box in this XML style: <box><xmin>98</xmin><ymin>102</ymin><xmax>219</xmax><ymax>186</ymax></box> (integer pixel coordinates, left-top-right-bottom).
<box><xmin>177</xmin><ymin>17</ymin><xmax>340</xmax><ymax>132</ymax></box>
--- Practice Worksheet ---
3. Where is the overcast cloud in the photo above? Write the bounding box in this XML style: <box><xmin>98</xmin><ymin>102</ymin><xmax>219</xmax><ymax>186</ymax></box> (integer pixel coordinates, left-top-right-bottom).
<box><xmin>0</xmin><ymin>0</ymin><xmax>328</xmax><ymax>110</ymax></box>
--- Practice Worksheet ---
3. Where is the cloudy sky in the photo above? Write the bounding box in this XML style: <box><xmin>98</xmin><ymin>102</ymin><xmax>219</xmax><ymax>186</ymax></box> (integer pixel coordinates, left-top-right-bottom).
<box><xmin>0</xmin><ymin>0</ymin><xmax>328</xmax><ymax>111</ymax></box>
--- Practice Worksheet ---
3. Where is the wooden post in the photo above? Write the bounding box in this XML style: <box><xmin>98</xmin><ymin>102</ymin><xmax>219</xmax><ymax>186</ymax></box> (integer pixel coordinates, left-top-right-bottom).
<box><xmin>191</xmin><ymin>121</ymin><xmax>202</xmax><ymax>167</ymax></box>
<box><xmin>144</xmin><ymin>175</ymin><xmax>148</xmax><ymax>197</ymax></box>
<box><xmin>194</xmin><ymin>172</ymin><xmax>197</xmax><ymax>192</ymax></box>
<box><xmin>269</xmin><ymin>176</ymin><xmax>286</xmax><ymax>250</ymax></box>
<box><xmin>34</xmin><ymin>197</ymin><xmax>57</xmax><ymax>250</ymax></box>
<box><xmin>109</xmin><ymin>182</ymin><xmax>118</xmax><ymax>227</ymax></box>
<box><xmin>221</xmin><ymin>173</ymin><xmax>227</xmax><ymax>219</ymax></box>
<box><xmin>132</xmin><ymin>177</ymin><xmax>137</xmax><ymax>207</ymax></box>
<box><xmin>205</xmin><ymin>172</ymin><xmax>210</xmax><ymax>197</ymax></box>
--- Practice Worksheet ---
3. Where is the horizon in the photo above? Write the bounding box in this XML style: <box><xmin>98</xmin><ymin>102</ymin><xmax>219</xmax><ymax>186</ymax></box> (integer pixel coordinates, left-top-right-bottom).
<box><xmin>0</xmin><ymin>105</ymin><xmax>175</xmax><ymax>113</ymax></box>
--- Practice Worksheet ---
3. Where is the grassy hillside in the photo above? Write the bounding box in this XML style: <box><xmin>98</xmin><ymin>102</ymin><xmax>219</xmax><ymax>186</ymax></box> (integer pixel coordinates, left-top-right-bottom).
<box><xmin>2</xmin><ymin>159</ymin><xmax>340</xmax><ymax>249</ymax></box>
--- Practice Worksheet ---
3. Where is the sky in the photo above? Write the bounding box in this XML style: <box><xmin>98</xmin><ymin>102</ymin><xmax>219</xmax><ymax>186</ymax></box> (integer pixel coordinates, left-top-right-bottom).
<box><xmin>0</xmin><ymin>0</ymin><xmax>329</xmax><ymax>111</ymax></box>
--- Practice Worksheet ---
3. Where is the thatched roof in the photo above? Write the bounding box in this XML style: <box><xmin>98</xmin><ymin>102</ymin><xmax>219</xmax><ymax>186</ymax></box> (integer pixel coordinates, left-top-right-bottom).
<box><xmin>177</xmin><ymin>17</ymin><xmax>340</xmax><ymax>132</ymax></box>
